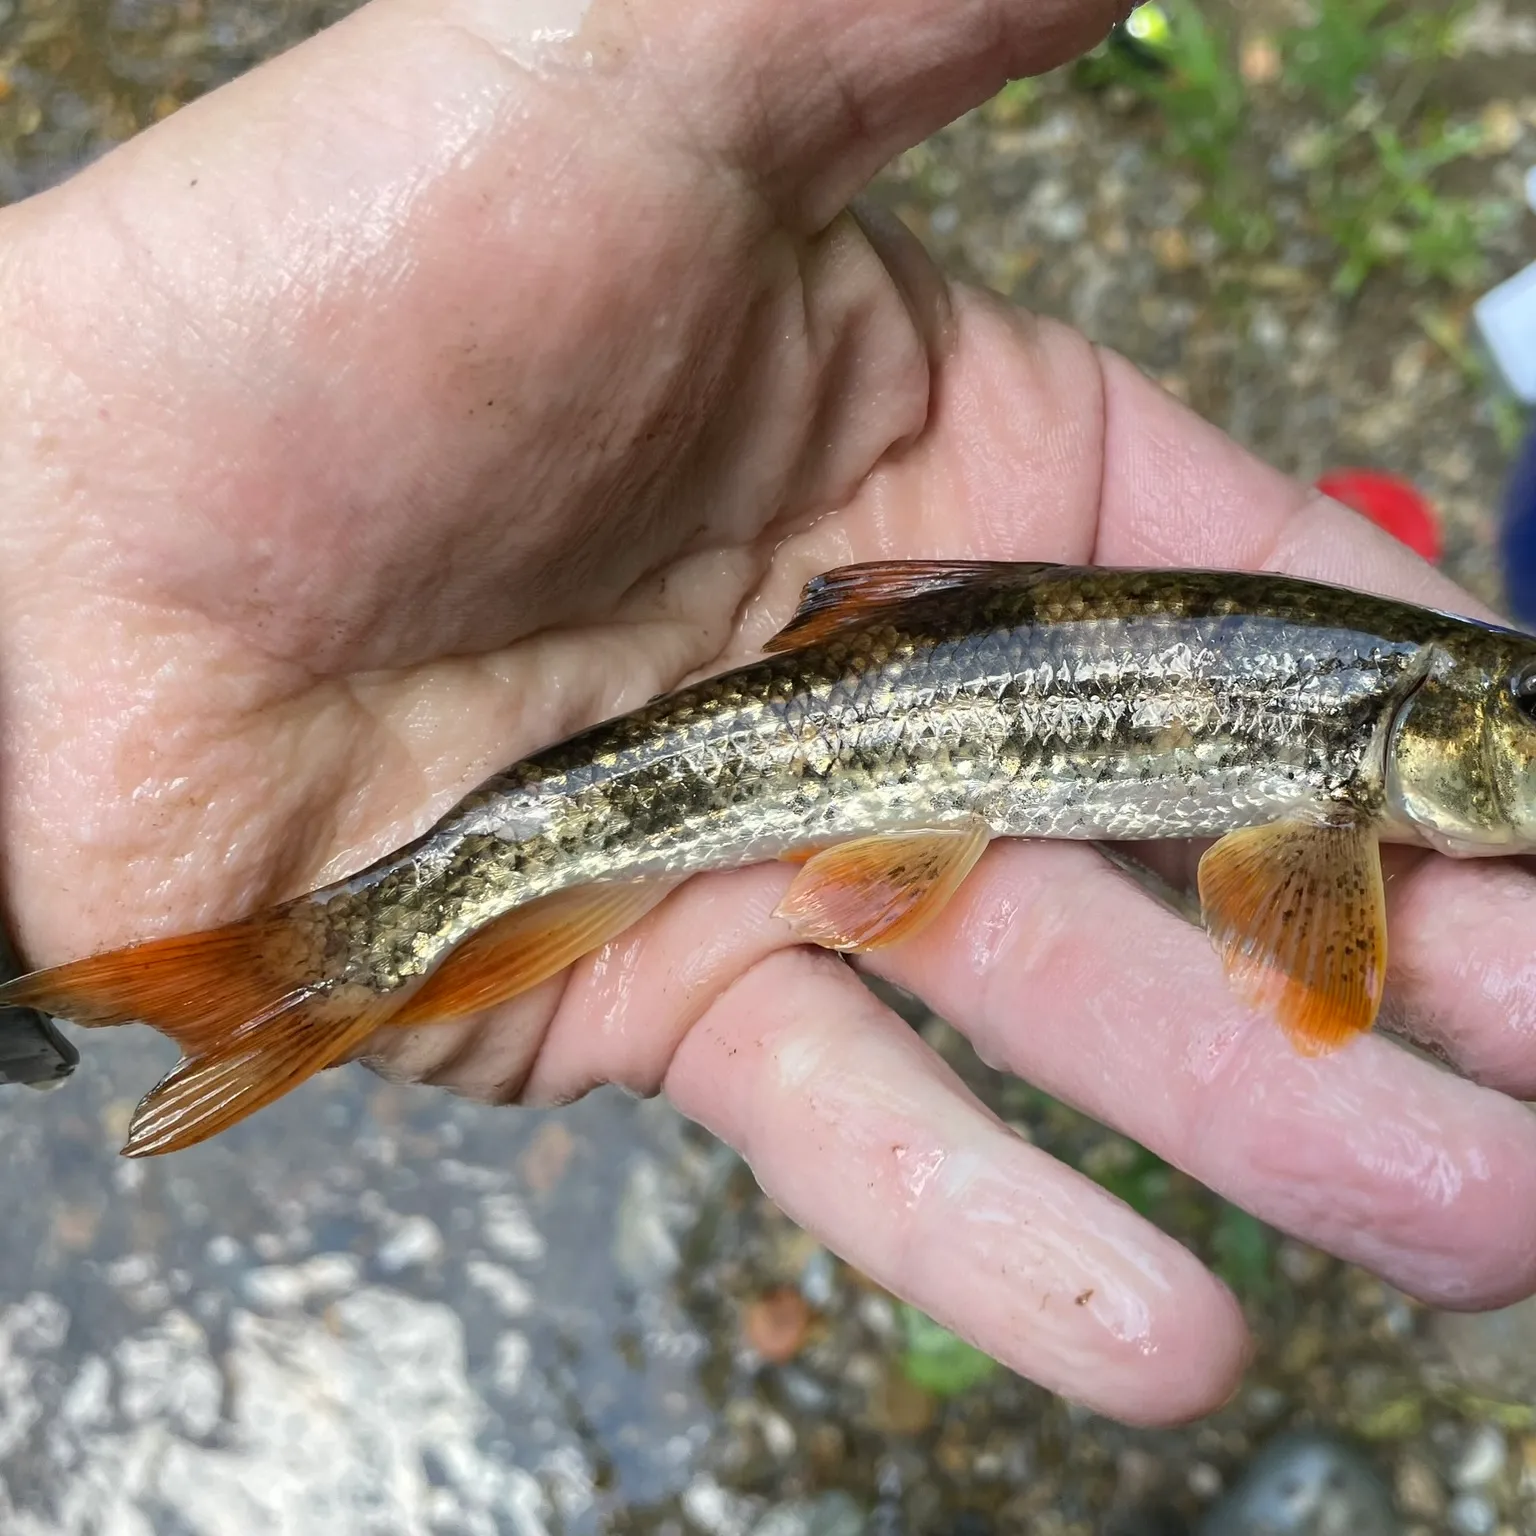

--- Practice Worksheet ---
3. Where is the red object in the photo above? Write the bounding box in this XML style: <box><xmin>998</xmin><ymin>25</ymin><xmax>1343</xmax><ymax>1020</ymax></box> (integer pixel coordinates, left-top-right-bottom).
<box><xmin>1315</xmin><ymin>468</ymin><xmax>1442</xmax><ymax>564</ymax></box>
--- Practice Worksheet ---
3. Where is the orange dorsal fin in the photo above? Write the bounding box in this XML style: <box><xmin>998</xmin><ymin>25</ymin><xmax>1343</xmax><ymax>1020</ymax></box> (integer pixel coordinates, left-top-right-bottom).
<box><xmin>1197</xmin><ymin>815</ymin><xmax>1387</xmax><ymax>1054</ymax></box>
<box><xmin>762</xmin><ymin>560</ymin><xmax>1059</xmax><ymax>654</ymax></box>
<box><xmin>0</xmin><ymin>909</ymin><xmax>406</xmax><ymax>1156</ymax></box>
<box><xmin>389</xmin><ymin>880</ymin><xmax>676</xmax><ymax>1026</ymax></box>
<box><xmin>773</xmin><ymin>820</ymin><xmax>991</xmax><ymax>951</ymax></box>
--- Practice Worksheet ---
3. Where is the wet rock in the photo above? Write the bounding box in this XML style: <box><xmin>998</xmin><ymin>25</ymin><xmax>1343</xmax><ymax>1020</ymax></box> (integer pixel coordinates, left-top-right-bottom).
<box><xmin>614</xmin><ymin>1158</ymin><xmax>682</xmax><ymax>1285</ymax></box>
<box><xmin>115</xmin><ymin>1311</ymin><xmax>221</xmax><ymax>1437</ymax></box>
<box><xmin>1188</xmin><ymin>1462</ymin><xmax>1224</xmax><ymax>1500</ymax></box>
<box><xmin>241</xmin><ymin>1252</ymin><xmax>360</xmax><ymax>1311</ymax></box>
<box><xmin>1454</xmin><ymin>1426</ymin><xmax>1508</xmax><ymax>1490</ymax></box>
<box><xmin>1276</xmin><ymin>1243</ymin><xmax>1331</xmax><ymax>1288</ymax></box>
<box><xmin>517</xmin><ymin>1119</ymin><xmax>575</xmax><ymax>1196</ymax></box>
<box><xmin>743</xmin><ymin>1288</ymin><xmax>813</xmax><ymax>1365</ymax></box>
<box><xmin>479</xmin><ymin>1192</ymin><xmax>547</xmax><ymax>1265</ymax></box>
<box><xmin>376</xmin><ymin>1214</ymin><xmax>444</xmax><ymax>1273</ymax></box>
<box><xmin>1196</xmin><ymin>1431</ymin><xmax>1397</xmax><ymax>1536</ymax></box>
<box><xmin>682</xmin><ymin>1474</ymin><xmax>756</xmax><ymax>1536</ymax></box>
<box><xmin>1448</xmin><ymin>1492</ymin><xmax>1497</xmax><ymax>1536</ymax></box>
<box><xmin>1393</xmin><ymin>1454</ymin><xmax>1445</xmax><ymax>1521</ymax></box>
<box><xmin>799</xmin><ymin>1249</ymin><xmax>837</xmax><ymax>1310</ymax></box>
<box><xmin>867</xmin><ymin>1369</ymin><xmax>936</xmax><ymax>1437</ymax></box>
<box><xmin>752</xmin><ymin>1492</ymin><xmax>865</xmax><ymax>1536</ymax></box>
<box><xmin>1432</xmin><ymin>1299</ymin><xmax>1536</xmax><ymax>1402</ymax></box>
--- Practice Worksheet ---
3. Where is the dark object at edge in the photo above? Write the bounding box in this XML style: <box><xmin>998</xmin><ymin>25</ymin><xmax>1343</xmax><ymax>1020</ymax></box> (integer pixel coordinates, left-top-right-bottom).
<box><xmin>0</xmin><ymin>922</ymin><xmax>76</xmax><ymax>1087</ymax></box>
<box><xmin>1500</xmin><ymin>419</ymin><xmax>1536</xmax><ymax>629</ymax></box>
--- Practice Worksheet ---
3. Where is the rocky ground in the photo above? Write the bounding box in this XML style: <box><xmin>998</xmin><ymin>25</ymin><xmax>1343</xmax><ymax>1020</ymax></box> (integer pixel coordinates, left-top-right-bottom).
<box><xmin>2</xmin><ymin>2</ymin><xmax>1536</xmax><ymax>1533</ymax></box>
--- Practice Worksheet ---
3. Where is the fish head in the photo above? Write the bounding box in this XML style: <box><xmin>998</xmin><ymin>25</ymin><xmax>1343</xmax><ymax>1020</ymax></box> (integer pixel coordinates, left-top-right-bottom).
<box><xmin>1385</xmin><ymin>632</ymin><xmax>1536</xmax><ymax>856</ymax></box>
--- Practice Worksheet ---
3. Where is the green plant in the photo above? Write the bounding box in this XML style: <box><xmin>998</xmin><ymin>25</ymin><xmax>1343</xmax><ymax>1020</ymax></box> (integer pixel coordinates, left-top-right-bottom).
<box><xmin>896</xmin><ymin>1303</ymin><xmax>1001</xmax><ymax>1395</ymax></box>
<box><xmin>1142</xmin><ymin>0</ymin><xmax>1246</xmax><ymax>187</ymax></box>
<box><xmin>1319</xmin><ymin>120</ymin><xmax>1514</xmax><ymax>295</ymax></box>
<box><xmin>1282</xmin><ymin>0</ymin><xmax>1397</xmax><ymax>112</ymax></box>
<box><xmin>1282</xmin><ymin>0</ymin><xmax>1478</xmax><ymax>111</ymax></box>
<box><xmin>1210</xmin><ymin>1205</ymin><xmax>1276</xmax><ymax>1301</ymax></box>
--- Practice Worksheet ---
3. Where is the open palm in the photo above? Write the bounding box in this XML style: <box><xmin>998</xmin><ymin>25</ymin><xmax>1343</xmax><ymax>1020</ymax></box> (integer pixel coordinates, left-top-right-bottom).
<box><xmin>2</xmin><ymin>0</ymin><xmax>1534</xmax><ymax>1425</ymax></box>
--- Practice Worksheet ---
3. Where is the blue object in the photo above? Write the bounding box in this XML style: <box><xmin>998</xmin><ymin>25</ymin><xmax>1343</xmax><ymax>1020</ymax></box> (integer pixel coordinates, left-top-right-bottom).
<box><xmin>1501</xmin><ymin>419</ymin><xmax>1536</xmax><ymax>628</ymax></box>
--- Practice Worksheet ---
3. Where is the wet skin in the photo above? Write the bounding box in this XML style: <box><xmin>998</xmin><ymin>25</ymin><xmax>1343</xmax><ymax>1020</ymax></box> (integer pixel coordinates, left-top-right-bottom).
<box><xmin>2</xmin><ymin>0</ymin><xmax>1536</xmax><ymax>1425</ymax></box>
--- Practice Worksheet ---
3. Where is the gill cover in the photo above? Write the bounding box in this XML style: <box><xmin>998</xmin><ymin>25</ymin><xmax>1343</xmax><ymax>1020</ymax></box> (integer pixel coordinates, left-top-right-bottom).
<box><xmin>1385</xmin><ymin>645</ymin><xmax>1535</xmax><ymax>855</ymax></box>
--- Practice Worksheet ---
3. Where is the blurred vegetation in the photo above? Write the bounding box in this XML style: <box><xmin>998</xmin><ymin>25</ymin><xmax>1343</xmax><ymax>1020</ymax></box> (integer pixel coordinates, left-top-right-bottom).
<box><xmin>1068</xmin><ymin>0</ymin><xmax>1518</xmax><ymax>295</ymax></box>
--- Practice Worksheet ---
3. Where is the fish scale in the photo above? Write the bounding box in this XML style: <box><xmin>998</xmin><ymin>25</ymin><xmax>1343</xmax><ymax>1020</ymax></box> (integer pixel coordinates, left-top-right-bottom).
<box><xmin>12</xmin><ymin>559</ymin><xmax>1536</xmax><ymax>1155</ymax></box>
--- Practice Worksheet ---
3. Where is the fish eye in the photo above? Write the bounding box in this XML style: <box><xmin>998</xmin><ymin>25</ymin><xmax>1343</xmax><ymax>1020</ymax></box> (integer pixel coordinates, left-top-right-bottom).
<box><xmin>1513</xmin><ymin>664</ymin><xmax>1536</xmax><ymax>721</ymax></box>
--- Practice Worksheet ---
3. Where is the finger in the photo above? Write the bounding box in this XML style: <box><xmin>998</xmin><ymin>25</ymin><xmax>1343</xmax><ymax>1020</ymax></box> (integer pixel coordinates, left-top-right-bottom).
<box><xmin>862</xmin><ymin>840</ymin><xmax>1536</xmax><ymax>1311</ymax></box>
<box><xmin>1087</xmin><ymin>348</ymin><xmax>1536</xmax><ymax>1095</ymax></box>
<box><xmin>662</xmin><ymin>947</ymin><xmax>1251</xmax><ymax>1426</ymax></box>
<box><xmin>728</xmin><ymin>287</ymin><xmax>1109</xmax><ymax>655</ymax></box>
<box><xmin>674</xmin><ymin>0</ymin><xmax>1127</xmax><ymax>228</ymax></box>
<box><xmin>1386</xmin><ymin>857</ymin><xmax>1536</xmax><ymax>1098</ymax></box>
<box><xmin>368</xmin><ymin>865</ymin><xmax>797</xmax><ymax>1104</ymax></box>
<box><xmin>359</xmin><ymin>867</ymin><xmax>1251</xmax><ymax>1422</ymax></box>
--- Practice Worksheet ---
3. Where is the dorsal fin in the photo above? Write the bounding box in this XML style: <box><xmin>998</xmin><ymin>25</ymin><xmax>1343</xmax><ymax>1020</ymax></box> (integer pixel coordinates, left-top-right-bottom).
<box><xmin>762</xmin><ymin>559</ymin><xmax>1063</xmax><ymax>654</ymax></box>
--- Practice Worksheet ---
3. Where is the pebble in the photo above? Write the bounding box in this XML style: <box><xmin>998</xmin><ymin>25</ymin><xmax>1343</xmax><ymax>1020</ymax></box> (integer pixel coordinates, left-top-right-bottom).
<box><xmin>682</xmin><ymin>1474</ymin><xmax>755</xmax><ymax>1536</ymax></box>
<box><xmin>800</xmin><ymin>1249</ymin><xmax>837</xmax><ymax>1309</ymax></box>
<box><xmin>491</xmin><ymin>1331</ymin><xmax>531</xmax><ymax>1396</ymax></box>
<box><xmin>1449</xmin><ymin>1492</ymin><xmax>1498</xmax><ymax>1536</ymax></box>
<box><xmin>1115</xmin><ymin>1447</ymin><xmax>1164</xmax><ymax>1504</ymax></box>
<box><xmin>1277</xmin><ymin>1241</ymin><xmax>1331</xmax><ymax>1287</ymax></box>
<box><xmin>1198</xmin><ymin>1431</ymin><xmax>1397</xmax><ymax>1536</ymax></box>
<box><xmin>1395</xmin><ymin>1454</ymin><xmax>1446</xmax><ymax>1520</ymax></box>
<box><xmin>480</xmin><ymin>1193</ymin><xmax>547</xmax><ymax>1264</ymax></box>
<box><xmin>1245</xmin><ymin>1385</ymin><xmax>1287</xmax><ymax>1421</ymax></box>
<box><xmin>868</xmin><ymin>1371</ymin><xmax>936</xmax><ymax>1436</ymax></box>
<box><xmin>465</xmin><ymin>1259</ymin><xmax>534</xmax><ymax>1318</ymax></box>
<box><xmin>1455</xmin><ymin>1426</ymin><xmax>1508</xmax><ymax>1490</ymax></box>
<box><xmin>242</xmin><ymin>1253</ymin><xmax>361</xmax><ymax>1311</ymax></box>
<box><xmin>743</xmin><ymin>1288</ymin><xmax>812</xmax><ymax>1364</ymax></box>
<box><xmin>376</xmin><ymin>1215</ymin><xmax>444</xmax><ymax>1273</ymax></box>
<box><xmin>613</xmin><ymin>1159</ymin><xmax>680</xmax><ymax>1284</ymax></box>
<box><xmin>1187</xmin><ymin>1463</ymin><xmax>1223</xmax><ymax>1500</ymax></box>
<box><xmin>1434</xmin><ymin>1298</ymin><xmax>1536</xmax><ymax>1401</ymax></box>
<box><xmin>857</xmin><ymin>1293</ymin><xmax>897</xmax><ymax>1339</ymax></box>
<box><xmin>930</xmin><ymin>203</ymin><xmax>960</xmax><ymax>236</ymax></box>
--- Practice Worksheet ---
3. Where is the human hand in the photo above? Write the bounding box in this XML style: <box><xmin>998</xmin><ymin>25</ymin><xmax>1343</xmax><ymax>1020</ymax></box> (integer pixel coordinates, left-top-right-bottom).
<box><xmin>3</xmin><ymin>0</ymin><xmax>1534</xmax><ymax>1427</ymax></box>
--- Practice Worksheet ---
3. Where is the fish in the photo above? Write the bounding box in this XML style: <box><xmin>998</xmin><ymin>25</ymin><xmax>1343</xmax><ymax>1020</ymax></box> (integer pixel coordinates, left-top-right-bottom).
<box><xmin>8</xmin><ymin>558</ymin><xmax>1536</xmax><ymax>1157</ymax></box>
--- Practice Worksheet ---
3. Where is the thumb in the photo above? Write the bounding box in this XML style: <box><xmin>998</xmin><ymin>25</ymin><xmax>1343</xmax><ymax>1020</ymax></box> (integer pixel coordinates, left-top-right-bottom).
<box><xmin>671</xmin><ymin>0</ymin><xmax>1129</xmax><ymax>227</ymax></box>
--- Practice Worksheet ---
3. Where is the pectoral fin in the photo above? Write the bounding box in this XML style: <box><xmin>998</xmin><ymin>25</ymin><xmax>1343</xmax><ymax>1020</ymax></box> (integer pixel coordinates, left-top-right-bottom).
<box><xmin>773</xmin><ymin>820</ymin><xmax>991</xmax><ymax>951</ymax></box>
<box><xmin>1196</xmin><ymin>815</ymin><xmax>1386</xmax><ymax>1054</ymax></box>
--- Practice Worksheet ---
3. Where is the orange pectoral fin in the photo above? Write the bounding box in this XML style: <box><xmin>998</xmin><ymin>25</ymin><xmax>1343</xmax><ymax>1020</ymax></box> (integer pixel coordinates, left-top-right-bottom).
<box><xmin>1196</xmin><ymin>815</ymin><xmax>1387</xmax><ymax>1054</ymax></box>
<box><xmin>773</xmin><ymin>820</ymin><xmax>991</xmax><ymax>952</ymax></box>
<box><xmin>388</xmin><ymin>879</ymin><xmax>678</xmax><ymax>1027</ymax></box>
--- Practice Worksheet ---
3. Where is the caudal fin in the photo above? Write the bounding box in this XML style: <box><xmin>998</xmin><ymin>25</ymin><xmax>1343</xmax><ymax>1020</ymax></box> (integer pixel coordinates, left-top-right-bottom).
<box><xmin>0</xmin><ymin>910</ymin><xmax>399</xmax><ymax>1157</ymax></box>
<box><xmin>0</xmin><ymin>877</ymin><xmax>681</xmax><ymax>1157</ymax></box>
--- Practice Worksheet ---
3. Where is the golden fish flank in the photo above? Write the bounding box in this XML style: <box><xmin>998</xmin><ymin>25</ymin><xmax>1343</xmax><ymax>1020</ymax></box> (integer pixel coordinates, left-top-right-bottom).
<box><xmin>10</xmin><ymin>558</ymin><xmax>1536</xmax><ymax>1157</ymax></box>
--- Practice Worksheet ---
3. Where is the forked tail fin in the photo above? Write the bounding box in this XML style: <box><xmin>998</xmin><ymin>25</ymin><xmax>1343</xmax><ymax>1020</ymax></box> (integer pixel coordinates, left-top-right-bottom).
<box><xmin>0</xmin><ymin>909</ymin><xmax>399</xmax><ymax>1157</ymax></box>
<box><xmin>0</xmin><ymin>876</ymin><xmax>679</xmax><ymax>1157</ymax></box>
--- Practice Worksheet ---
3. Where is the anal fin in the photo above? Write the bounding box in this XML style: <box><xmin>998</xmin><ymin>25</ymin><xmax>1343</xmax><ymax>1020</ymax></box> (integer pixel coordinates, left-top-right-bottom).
<box><xmin>389</xmin><ymin>880</ymin><xmax>676</xmax><ymax>1026</ymax></box>
<box><xmin>1197</xmin><ymin>815</ymin><xmax>1386</xmax><ymax>1054</ymax></box>
<box><xmin>773</xmin><ymin>820</ymin><xmax>991</xmax><ymax>951</ymax></box>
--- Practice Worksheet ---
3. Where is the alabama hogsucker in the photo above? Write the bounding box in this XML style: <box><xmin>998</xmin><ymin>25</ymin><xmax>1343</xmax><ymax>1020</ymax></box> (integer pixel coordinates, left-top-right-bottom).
<box><xmin>9</xmin><ymin>559</ymin><xmax>1536</xmax><ymax>1156</ymax></box>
